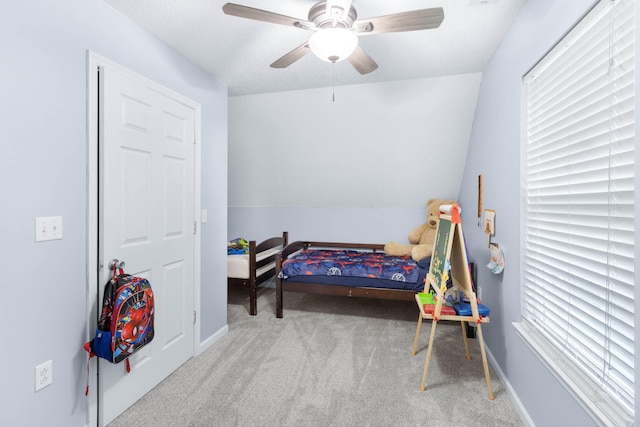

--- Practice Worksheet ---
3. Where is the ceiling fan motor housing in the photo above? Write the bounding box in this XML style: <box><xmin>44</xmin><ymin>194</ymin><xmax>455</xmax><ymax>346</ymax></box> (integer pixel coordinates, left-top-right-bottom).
<box><xmin>309</xmin><ymin>1</ymin><xmax>357</xmax><ymax>29</ymax></box>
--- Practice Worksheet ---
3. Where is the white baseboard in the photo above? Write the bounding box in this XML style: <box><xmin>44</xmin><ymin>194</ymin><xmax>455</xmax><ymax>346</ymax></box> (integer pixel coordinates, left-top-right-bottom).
<box><xmin>485</xmin><ymin>345</ymin><xmax>536</xmax><ymax>427</ymax></box>
<box><xmin>197</xmin><ymin>324</ymin><xmax>229</xmax><ymax>355</ymax></box>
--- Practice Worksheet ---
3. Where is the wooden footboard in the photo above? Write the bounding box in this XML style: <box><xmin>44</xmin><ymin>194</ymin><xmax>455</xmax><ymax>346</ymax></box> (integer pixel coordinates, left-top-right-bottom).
<box><xmin>275</xmin><ymin>241</ymin><xmax>417</xmax><ymax>318</ymax></box>
<box><xmin>229</xmin><ymin>231</ymin><xmax>288</xmax><ymax>315</ymax></box>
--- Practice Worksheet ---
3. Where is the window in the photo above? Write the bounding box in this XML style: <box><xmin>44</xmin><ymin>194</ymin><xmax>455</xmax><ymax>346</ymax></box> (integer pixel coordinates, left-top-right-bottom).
<box><xmin>517</xmin><ymin>0</ymin><xmax>635</xmax><ymax>425</ymax></box>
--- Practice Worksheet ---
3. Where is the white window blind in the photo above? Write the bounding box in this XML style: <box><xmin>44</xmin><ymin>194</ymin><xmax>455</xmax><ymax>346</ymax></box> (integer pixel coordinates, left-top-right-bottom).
<box><xmin>520</xmin><ymin>0</ymin><xmax>635</xmax><ymax>425</ymax></box>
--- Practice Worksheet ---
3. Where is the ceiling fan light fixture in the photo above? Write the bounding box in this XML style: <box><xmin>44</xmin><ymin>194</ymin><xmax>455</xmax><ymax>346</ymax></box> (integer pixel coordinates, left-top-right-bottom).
<box><xmin>309</xmin><ymin>27</ymin><xmax>358</xmax><ymax>63</ymax></box>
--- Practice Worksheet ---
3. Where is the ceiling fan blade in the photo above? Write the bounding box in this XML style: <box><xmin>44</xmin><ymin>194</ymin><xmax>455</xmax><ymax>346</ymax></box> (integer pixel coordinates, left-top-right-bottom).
<box><xmin>354</xmin><ymin>7</ymin><xmax>444</xmax><ymax>35</ymax></box>
<box><xmin>270</xmin><ymin>42</ymin><xmax>311</xmax><ymax>69</ymax></box>
<box><xmin>348</xmin><ymin>46</ymin><xmax>378</xmax><ymax>75</ymax></box>
<box><xmin>222</xmin><ymin>3</ymin><xmax>312</xmax><ymax>29</ymax></box>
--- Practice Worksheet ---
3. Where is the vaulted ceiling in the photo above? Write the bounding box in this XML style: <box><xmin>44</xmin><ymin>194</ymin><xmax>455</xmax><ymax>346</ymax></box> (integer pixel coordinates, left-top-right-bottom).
<box><xmin>105</xmin><ymin>0</ymin><xmax>526</xmax><ymax>96</ymax></box>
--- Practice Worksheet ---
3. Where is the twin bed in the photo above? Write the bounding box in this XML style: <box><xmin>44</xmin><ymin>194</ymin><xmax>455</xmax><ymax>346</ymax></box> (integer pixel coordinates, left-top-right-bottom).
<box><xmin>274</xmin><ymin>241</ymin><xmax>428</xmax><ymax>318</ymax></box>
<box><xmin>229</xmin><ymin>234</ymin><xmax>428</xmax><ymax>317</ymax></box>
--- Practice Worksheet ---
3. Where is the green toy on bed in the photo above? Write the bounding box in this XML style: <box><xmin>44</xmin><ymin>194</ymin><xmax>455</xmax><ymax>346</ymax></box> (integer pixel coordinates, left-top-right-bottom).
<box><xmin>227</xmin><ymin>237</ymin><xmax>249</xmax><ymax>255</ymax></box>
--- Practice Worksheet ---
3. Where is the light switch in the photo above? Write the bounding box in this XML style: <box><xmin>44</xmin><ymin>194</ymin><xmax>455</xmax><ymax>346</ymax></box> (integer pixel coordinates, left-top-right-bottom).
<box><xmin>201</xmin><ymin>209</ymin><xmax>208</xmax><ymax>224</ymax></box>
<box><xmin>35</xmin><ymin>216</ymin><xmax>63</xmax><ymax>242</ymax></box>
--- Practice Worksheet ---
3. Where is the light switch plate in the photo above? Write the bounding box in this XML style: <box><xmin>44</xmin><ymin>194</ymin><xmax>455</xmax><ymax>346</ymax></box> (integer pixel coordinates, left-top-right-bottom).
<box><xmin>35</xmin><ymin>216</ymin><xmax>63</xmax><ymax>242</ymax></box>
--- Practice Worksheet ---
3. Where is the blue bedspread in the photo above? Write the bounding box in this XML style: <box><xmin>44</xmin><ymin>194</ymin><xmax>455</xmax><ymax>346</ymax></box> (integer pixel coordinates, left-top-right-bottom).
<box><xmin>280</xmin><ymin>249</ymin><xmax>425</xmax><ymax>290</ymax></box>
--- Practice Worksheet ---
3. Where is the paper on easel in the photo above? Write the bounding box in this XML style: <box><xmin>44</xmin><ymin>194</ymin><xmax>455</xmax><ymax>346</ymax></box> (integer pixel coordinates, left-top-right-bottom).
<box><xmin>487</xmin><ymin>243</ymin><xmax>504</xmax><ymax>274</ymax></box>
<box><xmin>439</xmin><ymin>204</ymin><xmax>461</xmax><ymax>214</ymax></box>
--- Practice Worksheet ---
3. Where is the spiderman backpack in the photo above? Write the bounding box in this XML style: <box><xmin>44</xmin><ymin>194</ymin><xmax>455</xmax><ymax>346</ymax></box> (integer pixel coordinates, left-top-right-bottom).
<box><xmin>84</xmin><ymin>261</ymin><xmax>155</xmax><ymax>369</ymax></box>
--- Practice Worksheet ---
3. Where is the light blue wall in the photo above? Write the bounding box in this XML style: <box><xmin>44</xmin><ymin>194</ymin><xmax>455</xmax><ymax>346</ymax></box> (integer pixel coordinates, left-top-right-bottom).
<box><xmin>458</xmin><ymin>0</ymin><xmax>638</xmax><ymax>425</ymax></box>
<box><xmin>228</xmin><ymin>206</ymin><xmax>428</xmax><ymax>245</ymax></box>
<box><xmin>228</xmin><ymin>74</ymin><xmax>483</xmax><ymax>244</ymax></box>
<box><xmin>0</xmin><ymin>0</ymin><xmax>227</xmax><ymax>425</ymax></box>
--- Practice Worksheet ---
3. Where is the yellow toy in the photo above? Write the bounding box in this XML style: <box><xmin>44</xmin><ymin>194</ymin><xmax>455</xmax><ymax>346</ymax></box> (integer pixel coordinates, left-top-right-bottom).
<box><xmin>384</xmin><ymin>198</ymin><xmax>456</xmax><ymax>262</ymax></box>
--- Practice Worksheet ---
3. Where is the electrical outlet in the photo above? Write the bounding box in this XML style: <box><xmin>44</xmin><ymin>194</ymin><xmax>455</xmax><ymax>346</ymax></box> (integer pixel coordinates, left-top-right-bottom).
<box><xmin>35</xmin><ymin>360</ymin><xmax>53</xmax><ymax>392</ymax></box>
<box><xmin>35</xmin><ymin>216</ymin><xmax>63</xmax><ymax>242</ymax></box>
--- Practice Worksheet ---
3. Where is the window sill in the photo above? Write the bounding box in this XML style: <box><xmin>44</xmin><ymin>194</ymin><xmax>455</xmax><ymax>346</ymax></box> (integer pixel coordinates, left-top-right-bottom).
<box><xmin>513</xmin><ymin>321</ymin><xmax>632</xmax><ymax>427</ymax></box>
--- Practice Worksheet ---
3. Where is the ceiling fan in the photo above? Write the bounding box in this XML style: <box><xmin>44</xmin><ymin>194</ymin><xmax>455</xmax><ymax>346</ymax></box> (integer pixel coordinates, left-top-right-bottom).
<box><xmin>222</xmin><ymin>1</ymin><xmax>444</xmax><ymax>74</ymax></box>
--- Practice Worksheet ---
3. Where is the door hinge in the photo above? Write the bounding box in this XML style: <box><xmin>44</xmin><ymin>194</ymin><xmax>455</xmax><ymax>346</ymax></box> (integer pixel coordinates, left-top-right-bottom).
<box><xmin>193</xmin><ymin>310</ymin><xmax>197</xmax><ymax>324</ymax></box>
<box><xmin>193</xmin><ymin>220</ymin><xmax>197</xmax><ymax>235</ymax></box>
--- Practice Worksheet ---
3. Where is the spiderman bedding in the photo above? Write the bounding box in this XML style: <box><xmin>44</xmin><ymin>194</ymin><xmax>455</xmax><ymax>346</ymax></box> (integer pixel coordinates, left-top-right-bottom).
<box><xmin>279</xmin><ymin>249</ymin><xmax>428</xmax><ymax>292</ymax></box>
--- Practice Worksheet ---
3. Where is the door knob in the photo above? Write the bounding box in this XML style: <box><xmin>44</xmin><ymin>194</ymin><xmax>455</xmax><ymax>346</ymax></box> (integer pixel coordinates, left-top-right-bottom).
<box><xmin>108</xmin><ymin>259</ymin><xmax>126</xmax><ymax>271</ymax></box>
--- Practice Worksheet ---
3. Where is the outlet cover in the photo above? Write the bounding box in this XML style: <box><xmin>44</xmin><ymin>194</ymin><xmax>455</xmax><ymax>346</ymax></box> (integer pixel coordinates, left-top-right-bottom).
<box><xmin>35</xmin><ymin>216</ymin><xmax>63</xmax><ymax>242</ymax></box>
<box><xmin>35</xmin><ymin>360</ymin><xmax>53</xmax><ymax>392</ymax></box>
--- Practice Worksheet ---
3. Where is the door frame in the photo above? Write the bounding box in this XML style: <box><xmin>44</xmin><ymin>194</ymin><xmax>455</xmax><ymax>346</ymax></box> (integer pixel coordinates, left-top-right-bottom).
<box><xmin>86</xmin><ymin>50</ymin><xmax>202</xmax><ymax>426</ymax></box>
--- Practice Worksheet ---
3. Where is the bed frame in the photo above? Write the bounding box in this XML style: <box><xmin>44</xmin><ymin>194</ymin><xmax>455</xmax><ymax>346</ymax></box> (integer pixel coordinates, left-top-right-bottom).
<box><xmin>228</xmin><ymin>231</ymin><xmax>288</xmax><ymax>315</ymax></box>
<box><xmin>275</xmin><ymin>241</ymin><xmax>418</xmax><ymax>318</ymax></box>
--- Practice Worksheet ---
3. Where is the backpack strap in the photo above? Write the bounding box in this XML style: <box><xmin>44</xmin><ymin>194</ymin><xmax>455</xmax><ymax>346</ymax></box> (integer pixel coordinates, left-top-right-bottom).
<box><xmin>111</xmin><ymin>264</ymin><xmax>124</xmax><ymax>279</ymax></box>
<box><xmin>83</xmin><ymin>341</ymin><xmax>95</xmax><ymax>358</ymax></box>
<box><xmin>83</xmin><ymin>342</ymin><xmax>94</xmax><ymax>396</ymax></box>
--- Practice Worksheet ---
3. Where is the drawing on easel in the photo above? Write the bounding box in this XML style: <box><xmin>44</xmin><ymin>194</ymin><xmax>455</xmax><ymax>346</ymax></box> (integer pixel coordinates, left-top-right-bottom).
<box><xmin>412</xmin><ymin>203</ymin><xmax>494</xmax><ymax>400</ymax></box>
<box><xmin>428</xmin><ymin>214</ymin><xmax>452</xmax><ymax>291</ymax></box>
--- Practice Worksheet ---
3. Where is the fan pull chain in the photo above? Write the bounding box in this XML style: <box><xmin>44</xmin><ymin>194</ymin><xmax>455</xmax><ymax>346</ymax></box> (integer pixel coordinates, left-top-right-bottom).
<box><xmin>332</xmin><ymin>64</ymin><xmax>336</xmax><ymax>102</ymax></box>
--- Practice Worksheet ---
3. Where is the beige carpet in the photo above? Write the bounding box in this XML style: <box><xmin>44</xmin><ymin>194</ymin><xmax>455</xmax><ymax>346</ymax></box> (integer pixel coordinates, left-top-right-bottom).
<box><xmin>108</xmin><ymin>283</ymin><xmax>524</xmax><ymax>426</ymax></box>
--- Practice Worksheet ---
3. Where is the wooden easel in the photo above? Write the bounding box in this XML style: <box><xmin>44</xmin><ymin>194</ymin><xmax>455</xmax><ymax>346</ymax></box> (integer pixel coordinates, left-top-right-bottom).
<box><xmin>411</xmin><ymin>204</ymin><xmax>493</xmax><ymax>400</ymax></box>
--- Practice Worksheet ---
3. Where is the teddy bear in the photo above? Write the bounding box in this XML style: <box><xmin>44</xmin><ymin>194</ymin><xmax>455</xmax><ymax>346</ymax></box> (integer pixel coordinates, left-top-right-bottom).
<box><xmin>384</xmin><ymin>198</ymin><xmax>456</xmax><ymax>262</ymax></box>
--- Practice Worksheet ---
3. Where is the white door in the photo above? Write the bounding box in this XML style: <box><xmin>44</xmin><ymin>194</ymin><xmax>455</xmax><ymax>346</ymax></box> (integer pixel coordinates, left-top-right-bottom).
<box><xmin>98</xmin><ymin>65</ymin><xmax>196</xmax><ymax>425</ymax></box>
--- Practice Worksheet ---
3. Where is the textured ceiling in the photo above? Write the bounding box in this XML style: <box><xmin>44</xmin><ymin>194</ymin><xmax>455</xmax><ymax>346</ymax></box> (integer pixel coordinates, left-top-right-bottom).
<box><xmin>105</xmin><ymin>0</ymin><xmax>526</xmax><ymax>96</ymax></box>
